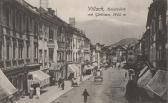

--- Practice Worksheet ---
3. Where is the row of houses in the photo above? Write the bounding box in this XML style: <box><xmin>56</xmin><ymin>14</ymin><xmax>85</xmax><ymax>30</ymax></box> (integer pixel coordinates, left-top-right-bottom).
<box><xmin>0</xmin><ymin>0</ymin><xmax>92</xmax><ymax>101</ymax></box>
<box><xmin>103</xmin><ymin>0</ymin><xmax>167</xmax><ymax>102</ymax></box>
<box><xmin>140</xmin><ymin>0</ymin><xmax>167</xmax><ymax>69</ymax></box>
<box><xmin>127</xmin><ymin>0</ymin><xmax>167</xmax><ymax>102</ymax></box>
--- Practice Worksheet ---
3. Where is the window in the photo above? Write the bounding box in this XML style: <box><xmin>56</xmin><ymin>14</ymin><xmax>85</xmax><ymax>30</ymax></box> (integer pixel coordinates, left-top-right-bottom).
<box><xmin>16</xmin><ymin>13</ymin><xmax>21</xmax><ymax>32</ymax></box>
<box><xmin>49</xmin><ymin>48</ymin><xmax>54</xmax><ymax>62</ymax></box>
<box><xmin>0</xmin><ymin>44</ymin><xmax>2</xmax><ymax>60</ymax></box>
<box><xmin>39</xmin><ymin>49</ymin><xmax>42</xmax><ymax>63</ymax></box>
<box><xmin>18</xmin><ymin>45</ymin><xmax>23</xmax><ymax>59</ymax></box>
<box><xmin>7</xmin><ymin>45</ymin><xmax>10</xmax><ymax>60</ymax></box>
<box><xmin>13</xmin><ymin>46</ymin><xmax>16</xmax><ymax>59</ymax></box>
<box><xmin>13</xmin><ymin>39</ymin><xmax>17</xmax><ymax>59</ymax></box>
<box><xmin>26</xmin><ymin>44</ymin><xmax>29</xmax><ymax>58</ymax></box>
<box><xmin>44</xmin><ymin>50</ymin><xmax>47</xmax><ymax>58</ymax></box>
<box><xmin>39</xmin><ymin>50</ymin><xmax>42</xmax><ymax>58</ymax></box>
<box><xmin>18</xmin><ymin>40</ymin><xmax>23</xmax><ymax>59</ymax></box>
<box><xmin>49</xmin><ymin>28</ymin><xmax>54</xmax><ymax>41</ymax></box>
<box><xmin>44</xmin><ymin>50</ymin><xmax>47</xmax><ymax>64</ymax></box>
<box><xmin>57</xmin><ymin>52</ymin><xmax>61</xmax><ymax>61</ymax></box>
<box><xmin>159</xmin><ymin>16</ymin><xmax>163</xmax><ymax>30</ymax></box>
<box><xmin>34</xmin><ymin>44</ymin><xmax>38</xmax><ymax>58</ymax></box>
<box><xmin>76</xmin><ymin>53</ymin><xmax>77</xmax><ymax>61</ymax></box>
<box><xmin>5</xmin><ymin>7</ymin><xmax>10</xmax><ymax>26</ymax></box>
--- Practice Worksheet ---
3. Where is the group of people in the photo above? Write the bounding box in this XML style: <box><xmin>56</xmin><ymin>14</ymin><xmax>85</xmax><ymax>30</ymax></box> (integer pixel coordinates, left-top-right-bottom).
<box><xmin>29</xmin><ymin>83</ymin><xmax>41</xmax><ymax>99</ymax></box>
<box><xmin>112</xmin><ymin>61</ymin><xmax>122</xmax><ymax>69</ymax></box>
<box><xmin>58</xmin><ymin>78</ymin><xmax>65</xmax><ymax>90</ymax></box>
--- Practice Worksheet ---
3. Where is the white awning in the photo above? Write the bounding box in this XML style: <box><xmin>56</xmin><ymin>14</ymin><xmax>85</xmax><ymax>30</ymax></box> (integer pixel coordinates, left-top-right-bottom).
<box><xmin>84</xmin><ymin>65</ymin><xmax>92</xmax><ymax>71</ymax></box>
<box><xmin>147</xmin><ymin>70</ymin><xmax>167</xmax><ymax>97</ymax></box>
<box><xmin>68</xmin><ymin>64</ymin><xmax>77</xmax><ymax>73</ymax></box>
<box><xmin>137</xmin><ymin>70</ymin><xmax>152</xmax><ymax>88</ymax></box>
<box><xmin>0</xmin><ymin>69</ymin><xmax>17</xmax><ymax>100</ymax></box>
<box><xmin>93</xmin><ymin>62</ymin><xmax>98</xmax><ymax>67</ymax></box>
<box><xmin>28</xmin><ymin>70</ymin><xmax>50</xmax><ymax>87</ymax></box>
<box><xmin>68</xmin><ymin>64</ymin><xmax>80</xmax><ymax>77</ymax></box>
<box><xmin>84</xmin><ymin>65</ymin><xmax>90</xmax><ymax>70</ymax></box>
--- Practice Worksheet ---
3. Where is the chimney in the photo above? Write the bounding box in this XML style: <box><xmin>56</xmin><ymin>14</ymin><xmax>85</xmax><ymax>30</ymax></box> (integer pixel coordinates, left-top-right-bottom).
<box><xmin>48</xmin><ymin>8</ymin><xmax>55</xmax><ymax>15</ymax></box>
<box><xmin>69</xmin><ymin>17</ymin><xmax>75</xmax><ymax>27</ymax></box>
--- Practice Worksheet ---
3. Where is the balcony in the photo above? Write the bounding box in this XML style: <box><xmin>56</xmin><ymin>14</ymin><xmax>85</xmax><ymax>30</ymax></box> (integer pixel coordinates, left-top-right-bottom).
<box><xmin>18</xmin><ymin>59</ymin><xmax>24</xmax><ymax>65</ymax></box>
<box><xmin>0</xmin><ymin>61</ymin><xmax>4</xmax><ymax>68</ymax></box>
<box><xmin>6</xmin><ymin>60</ymin><xmax>11</xmax><ymax>67</ymax></box>
<box><xmin>48</xmin><ymin>39</ymin><xmax>54</xmax><ymax>43</ymax></box>
<box><xmin>12</xmin><ymin>59</ymin><xmax>17</xmax><ymax>66</ymax></box>
<box><xmin>47</xmin><ymin>40</ymin><xmax>55</xmax><ymax>48</ymax></box>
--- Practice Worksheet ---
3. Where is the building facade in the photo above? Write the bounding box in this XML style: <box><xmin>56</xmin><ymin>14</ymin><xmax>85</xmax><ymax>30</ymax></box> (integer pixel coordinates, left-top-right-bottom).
<box><xmin>0</xmin><ymin>0</ymin><xmax>92</xmax><ymax>97</ymax></box>
<box><xmin>145</xmin><ymin>0</ymin><xmax>167</xmax><ymax>69</ymax></box>
<box><xmin>0</xmin><ymin>0</ymin><xmax>40</xmax><ymax>94</ymax></box>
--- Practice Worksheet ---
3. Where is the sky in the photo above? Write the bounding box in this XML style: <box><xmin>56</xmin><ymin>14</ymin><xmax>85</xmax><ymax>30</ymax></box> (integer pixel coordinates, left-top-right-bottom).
<box><xmin>25</xmin><ymin>0</ymin><xmax>152</xmax><ymax>44</ymax></box>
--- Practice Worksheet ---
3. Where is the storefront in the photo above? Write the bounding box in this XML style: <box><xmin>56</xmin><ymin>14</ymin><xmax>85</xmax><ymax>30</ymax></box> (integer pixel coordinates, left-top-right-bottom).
<box><xmin>68</xmin><ymin>64</ymin><xmax>80</xmax><ymax>79</ymax></box>
<box><xmin>0</xmin><ymin>69</ymin><xmax>17</xmax><ymax>103</ymax></box>
<box><xmin>49</xmin><ymin>69</ymin><xmax>61</xmax><ymax>85</ymax></box>
<box><xmin>27</xmin><ymin>70</ymin><xmax>50</xmax><ymax>92</ymax></box>
<box><xmin>3</xmin><ymin>67</ymin><xmax>27</xmax><ymax>96</ymax></box>
<box><xmin>83</xmin><ymin>65</ymin><xmax>93</xmax><ymax>75</ymax></box>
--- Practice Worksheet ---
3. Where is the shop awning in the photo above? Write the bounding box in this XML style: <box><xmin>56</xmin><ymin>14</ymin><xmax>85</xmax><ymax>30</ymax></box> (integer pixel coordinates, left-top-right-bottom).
<box><xmin>0</xmin><ymin>69</ymin><xmax>17</xmax><ymax>100</ymax></box>
<box><xmin>29</xmin><ymin>70</ymin><xmax>50</xmax><ymax>87</ymax></box>
<box><xmin>84</xmin><ymin>65</ymin><xmax>93</xmax><ymax>72</ymax></box>
<box><xmin>68</xmin><ymin>64</ymin><xmax>80</xmax><ymax>77</ymax></box>
<box><xmin>93</xmin><ymin>62</ymin><xmax>98</xmax><ymax>67</ymax></box>
<box><xmin>68</xmin><ymin>64</ymin><xmax>77</xmax><ymax>73</ymax></box>
<box><xmin>84</xmin><ymin>65</ymin><xmax>90</xmax><ymax>70</ymax></box>
<box><xmin>137</xmin><ymin>69</ymin><xmax>152</xmax><ymax>89</ymax></box>
<box><xmin>147</xmin><ymin>70</ymin><xmax>167</xmax><ymax>97</ymax></box>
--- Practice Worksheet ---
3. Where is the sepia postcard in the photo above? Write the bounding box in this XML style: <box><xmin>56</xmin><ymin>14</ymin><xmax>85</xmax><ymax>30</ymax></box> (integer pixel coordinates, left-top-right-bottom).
<box><xmin>0</xmin><ymin>0</ymin><xmax>167</xmax><ymax>103</ymax></box>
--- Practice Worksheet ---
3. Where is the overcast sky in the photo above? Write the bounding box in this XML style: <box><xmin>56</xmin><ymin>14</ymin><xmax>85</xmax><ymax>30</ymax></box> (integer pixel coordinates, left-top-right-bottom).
<box><xmin>26</xmin><ymin>0</ymin><xmax>152</xmax><ymax>44</ymax></box>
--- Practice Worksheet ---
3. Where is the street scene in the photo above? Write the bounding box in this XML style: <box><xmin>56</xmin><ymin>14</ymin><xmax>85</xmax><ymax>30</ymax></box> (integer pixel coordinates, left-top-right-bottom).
<box><xmin>0</xmin><ymin>0</ymin><xmax>167</xmax><ymax>103</ymax></box>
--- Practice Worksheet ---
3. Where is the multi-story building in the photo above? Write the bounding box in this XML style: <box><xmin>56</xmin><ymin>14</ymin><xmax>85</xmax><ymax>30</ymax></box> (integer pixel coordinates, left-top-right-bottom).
<box><xmin>141</xmin><ymin>30</ymin><xmax>150</xmax><ymax>61</ymax></box>
<box><xmin>0</xmin><ymin>1</ymin><xmax>92</xmax><ymax>101</ymax></box>
<box><xmin>0</xmin><ymin>0</ymin><xmax>41</xmax><ymax>95</ymax></box>
<box><xmin>83</xmin><ymin>37</ymin><xmax>91</xmax><ymax>62</ymax></box>
<box><xmin>90</xmin><ymin>43</ymin><xmax>103</xmax><ymax>69</ymax></box>
<box><xmin>145</xmin><ymin>0</ymin><xmax>167</xmax><ymax>69</ymax></box>
<box><xmin>139</xmin><ymin>0</ymin><xmax>167</xmax><ymax>102</ymax></box>
<box><xmin>57</xmin><ymin>24</ymin><xmax>68</xmax><ymax>79</ymax></box>
<box><xmin>38</xmin><ymin>8</ymin><xmax>59</xmax><ymax>81</ymax></box>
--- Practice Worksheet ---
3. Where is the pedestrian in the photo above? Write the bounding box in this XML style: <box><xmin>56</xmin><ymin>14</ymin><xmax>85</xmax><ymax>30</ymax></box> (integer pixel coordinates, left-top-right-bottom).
<box><xmin>58</xmin><ymin>77</ymin><xmax>62</xmax><ymax>88</ymax></box>
<box><xmin>29</xmin><ymin>85</ymin><xmax>34</xmax><ymax>99</ymax></box>
<box><xmin>82</xmin><ymin>89</ymin><xmax>89</xmax><ymax>103</ymax></box>
<box><xmin>61</xmin><ymin>80</ymin><xmax>65</xmax><ymax>90</ymax></box>
<box><xmin>36</xmin><ymin>83</ymin><xmax>40</xmax><ymax>99</ymax></box>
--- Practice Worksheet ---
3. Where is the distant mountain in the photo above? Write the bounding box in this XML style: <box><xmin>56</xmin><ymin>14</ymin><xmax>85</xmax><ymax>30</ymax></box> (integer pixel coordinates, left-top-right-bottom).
<box><xmin>109</xmin><ymin>38</ymin><xmax>138</xmax><ymax>48</ymax></box>
<box><xmin>76</xmin><ymin>20</ymin><xmax>144</xmax><ymax>45</ymax></box>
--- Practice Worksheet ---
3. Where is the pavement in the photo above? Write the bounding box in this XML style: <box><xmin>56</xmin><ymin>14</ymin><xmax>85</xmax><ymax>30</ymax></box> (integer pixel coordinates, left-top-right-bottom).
<box><xmin>16</xmin><ymin>75</ymin><xmax>92</xmax><ymax>103</ymax></box>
